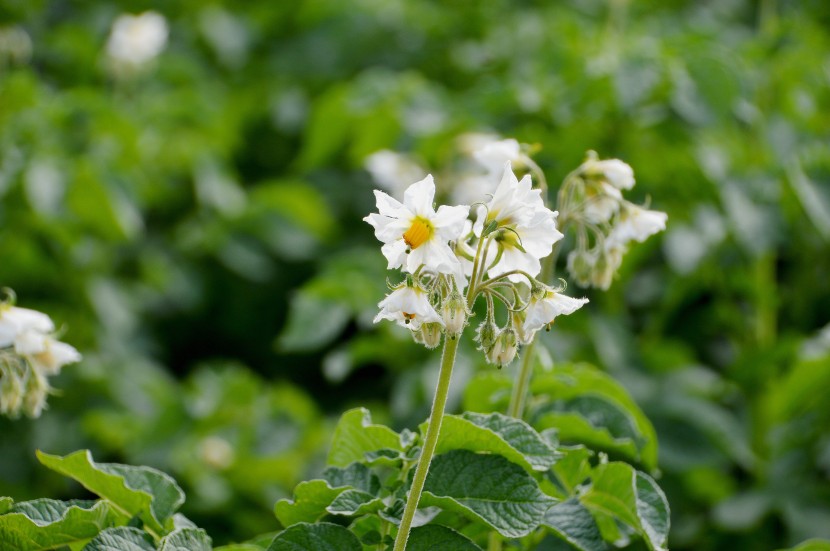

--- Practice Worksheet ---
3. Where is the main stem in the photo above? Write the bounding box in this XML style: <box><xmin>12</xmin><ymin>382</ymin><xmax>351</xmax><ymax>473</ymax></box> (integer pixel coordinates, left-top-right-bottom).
<box><xmin>393</xmin><ymin>335</ymin><xmax>460</xmax><ymax>551</ymax></box>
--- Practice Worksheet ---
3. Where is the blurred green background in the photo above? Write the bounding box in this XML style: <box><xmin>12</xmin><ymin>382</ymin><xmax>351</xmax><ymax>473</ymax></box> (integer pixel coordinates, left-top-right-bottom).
<box><xmin>1</xmin><ymin>0</ymin><xmax>830</xmax><ymax>549</ymax></box>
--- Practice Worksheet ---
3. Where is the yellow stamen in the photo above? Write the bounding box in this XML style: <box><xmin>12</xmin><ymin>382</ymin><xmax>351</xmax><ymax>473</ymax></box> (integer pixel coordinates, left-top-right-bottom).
<box><xmin>403</xmin><ymin>312</ymin><xmax>416</xmax><ymax>324</ymax></box>
<box><xmin>403</xmin><ymin>218</ymin><xmax>432</xmax><ymax>251</ymax></box>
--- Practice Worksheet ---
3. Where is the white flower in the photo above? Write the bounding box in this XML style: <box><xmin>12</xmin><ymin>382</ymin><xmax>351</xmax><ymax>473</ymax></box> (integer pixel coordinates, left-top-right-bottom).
<box><xmin>107</xmin><ymin>12</ymin><xmax>169</xmax><ymax>66</ymax></box>
<box><xmin>476</xmin><ymin>163</ymin><xmax>563</xmax><ymax>281</ymax></box>
<box><xmin>607</xmin><ymin>204</ymin><xmax>668</xmax><ymax>247</ymax></box>
<box><xmin>364</xmin><ymin>175</ymin><xmax>469</xmax><ymax>275</ymax></box>
<box><xmin>523</xmin><ymin>291</ymin><xmax>589</xmax><ymax>334</ymax></box>
<box><xmin>582</xmin><ymin>182</ymin><xmax>622</xmax><ymax>224</ymax></box>
<box><xmin>473</xmin><ymin>138</ymin><xmax>522</xmax><ymax>175</ymax></box>
<box><xmin>365</xmin><ymin>150</ymin><xmax>427</xmax><ymax>199</ymax></box>
<box><xmin>374</xmin><ymin>285</ymin><xmax>443</xmax><ymax>331</ymax></box>
<box><xmin>29</xmin><ymin>338</ymin><xmax>82</xmax><ymax>376</ymax></box>
<box><xmin>585</xmin><ymin>158</ymin><xmax>635</xmax><ymax>190</ymax></box>
<box><xmin>0</xmin><ymin>306</ymin><xmax>54</xmax><ymax>349</ymax></box>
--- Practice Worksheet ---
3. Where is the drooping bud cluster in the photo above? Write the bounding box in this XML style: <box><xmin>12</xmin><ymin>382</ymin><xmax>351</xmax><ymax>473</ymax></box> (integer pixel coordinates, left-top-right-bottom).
<box><xmin>562</xmin><ymin>151</ymin><xmax>668</xmax><ymax>289</ymax></box>
<box><xmin>0</xmin><ymin>290</ymin><xmax>81</xmax><ymax>418</ymax></box>
<box><xmin>365</xmin><ymin>139</ymin><xmax>593</xmax><ymax>368</ymax></box>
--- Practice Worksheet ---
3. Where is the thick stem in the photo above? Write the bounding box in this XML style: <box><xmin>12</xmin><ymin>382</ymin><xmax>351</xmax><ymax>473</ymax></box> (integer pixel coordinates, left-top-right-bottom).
<box><xmin>393</xmin><ymin>335</ymin><xmax>461</xmax><ymax>551</ymax></box>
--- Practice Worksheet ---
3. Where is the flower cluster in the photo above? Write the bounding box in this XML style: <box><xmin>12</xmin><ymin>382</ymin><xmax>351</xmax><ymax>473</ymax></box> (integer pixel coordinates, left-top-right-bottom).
<box><xmin>561</xmin><ymin>152</ymin><xmax>668</xmax><ymax>289</ymax></box>
<box><xmin>0</xmin><ymin>291</ymin><xmax>81</xmax><ymax>418</ymax></box>
<box><xmin>365</xmin><ymin>143</ymin><xmax>590</xmax><ymax>367</ymax></box>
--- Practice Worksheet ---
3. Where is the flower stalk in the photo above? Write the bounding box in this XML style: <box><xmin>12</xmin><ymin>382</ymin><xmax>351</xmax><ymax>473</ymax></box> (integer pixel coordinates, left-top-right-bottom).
<box><xmin>393</xmin><ymin>332</ymin><xmax>461</xmax><ymax>551</ymax></box>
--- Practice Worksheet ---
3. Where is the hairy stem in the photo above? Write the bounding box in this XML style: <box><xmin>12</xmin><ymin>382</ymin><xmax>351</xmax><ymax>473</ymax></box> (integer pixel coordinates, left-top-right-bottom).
<box><xmin>393</xmin><ymin>335</ymin><xmax>461</xmax><ymax>551</ymax></box>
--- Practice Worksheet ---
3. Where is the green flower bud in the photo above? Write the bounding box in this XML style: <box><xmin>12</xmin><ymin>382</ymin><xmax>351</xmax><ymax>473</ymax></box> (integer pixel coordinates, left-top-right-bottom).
<box><xmin>441</xmin><ymin>293</ymin><xmax>467</xmax><ymax>338</ymax></box>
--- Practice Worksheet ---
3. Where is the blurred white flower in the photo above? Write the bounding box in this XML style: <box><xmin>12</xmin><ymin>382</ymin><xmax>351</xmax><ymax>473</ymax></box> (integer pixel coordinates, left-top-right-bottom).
<box><xmin>607</xmin><ymin>204</ymin><xmax>668</xmax><ymax>247</ymax></box>
<box><xmin>473</xmin><ymin>138</ymin><xmax>522</xmax><ymax>175</ymax></box>
<box><xmin>585</xmin><ymin>158</ymin><xmax>635</xmax><ymax>190</ymax></box>
<box><xmin>582</xmin><ymin>182</ymin><xmax>622</xmax><ymax>224</ymax></box>
<box><xmin>0</xmin><ymin>306</ymin><xmax>54</xmax><ymax>349</ymax></box>
<box><xmin>0</xmin><ymin>299</ymin><xmax>81</xmax><ymax>418</ymax></box>
<box><xmin>107</xmin><ymin>11</ymin><xmax>169</xmax><ymax>66</ymax></box>
<box><xmin>364</xmin><ymin>175</ymin><xmax>469</xmax><ymax>275</ymax></box>
<box><xmin>374</xmin><ymin>285</ymin><xmax>443</xmax><ymax>330</ymax></box>
<box><xmin>523</xmin><ymin>290</ymin><xmax>589</xmax><ymax>334</ymax></box>
<box><xmin>365</xmin><ymin>150</ymin><xmax>427</xmax><ymax>199</ymax></box>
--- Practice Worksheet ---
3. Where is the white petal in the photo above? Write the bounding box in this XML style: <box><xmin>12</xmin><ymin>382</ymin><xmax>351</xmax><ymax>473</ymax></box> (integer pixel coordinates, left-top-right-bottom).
<box><xmin>433</xmin><ymin>204</ymin><xmax>470</xmax><ymax>241</ymax></box>
<box><xmin>381</xmin><ymin>240</ymin><xmax>408</xmax><ymax>270</ymax></box>
<box><xmin>15</xmin><ymin>329</ymin><xmax>48</xmax><ymax>355</ymax></box>
<box><xmin>3</xmin><ymin>307</ymin><xmax>55</xmax><ymax>333</ymax></box>
<box><xmin>403</xmin><ymin>175</ymin><xmax>436</xmax><ymax>217</ymax></box>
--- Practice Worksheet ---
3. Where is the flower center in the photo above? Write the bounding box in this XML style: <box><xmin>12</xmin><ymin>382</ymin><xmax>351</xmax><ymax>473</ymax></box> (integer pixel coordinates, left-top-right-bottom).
<box><xmin>402</xmin><ymin>312</ymin><xmax>416</xmax><ymax>324</ymax></box>
<box><xmin>403</xmin><ymin>217</ymin><xmax>432</xmax><ymax>251</ymax></box>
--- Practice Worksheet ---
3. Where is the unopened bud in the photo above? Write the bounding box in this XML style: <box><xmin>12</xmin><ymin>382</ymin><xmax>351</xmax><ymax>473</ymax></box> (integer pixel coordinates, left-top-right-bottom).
<box><xmin>22</xmin><ymin>370</ymin><xmax>48</xmax><ymax>418</ymax></box>
<box><xmin>418</xmin><ymin>322</ymin><xmax>443</xmax><ymax>349</ymax></box>
<box><xmin>488</xmin><ymin>328</ymin><xmax>518</xmax><ymax>368</ymax></box>
<box><xmin>0</xmin><ymin>366</ymin><xmax>23</xmax><ymax>417</ymax></box>
<box><xmin>567</xmin><ymin>249</ymin><xmax>595</xmax><ymax>287</ymax></box>
<box><xmin>441</xmin><ymin>293</ymin><xmax>467</xmax><ymax>338</ymax></box>
<box><xmin>475</xmin><ymin>318</ymin><xmax>498</xmax><ymax>352</ymax></box>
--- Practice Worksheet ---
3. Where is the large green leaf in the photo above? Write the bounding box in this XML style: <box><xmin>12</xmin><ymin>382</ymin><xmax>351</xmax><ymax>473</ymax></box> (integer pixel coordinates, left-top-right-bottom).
<box><xmin>327</xmin><ymin>408</ymin><xmax>403</xmax><ymax>467</ymax></box>
<box><xmin>37</xmin><ymin>450</ymin><xmax>184</xmax><ymax>534</ymax></box>
<box><xmin>543</xmin><ymin>498</ymin><xmax>607</xmax><ymax>551</ymax></box>
<box><xmin>158</xmin><ymin>527</ymin><xmax>212</xmax><ymax>551</ymax></box>
<box><xmin>322</xmin><ymin>463</ymin><xmax>380</xmax><ymax>495</ymax></box>
<box><xmin>580</xmin><ymin>463</ymin><xmax>670</xmax><ymax>551</ymax></box>
<box><xmin>0</xmin><ymin>499</ymin><xmax>113</xmax><ymax>551</ymax></box>
<box><xmin>82</xmin><ymin>526</ymin><xmax>155</xmax><ymax>551</ymax></box>
<box><xmin>406</xmin><ymin>524</ymin><xmax>482</xmax><ymax>550</ymax></box>
<box><xmin>427</xmin><ymin>412</ymin><xmax>561</xmax><ymax>474</ymax></box>
<box><xmin>325</xmin><ymin>490</ymin><xmax>384</xmax><ymax>516</ymax></box>
<box><xmin>267</xmin><ymin>522</ymin><xmax>362</xmax><ymax>551</ymax></box>
<box><xmin>530</xmin><ymin>364</ymin><xmax>658</xmax><ymax>471</ymax></box>
<box><xmin>274</xmin><ymin>480</ymin><xmax>345</xmax><ymax>527</ymax></box>
<box><xmin>420</xmin><ymin>450</ymin><xmax>557</xmax><ymax>538</ymax></box>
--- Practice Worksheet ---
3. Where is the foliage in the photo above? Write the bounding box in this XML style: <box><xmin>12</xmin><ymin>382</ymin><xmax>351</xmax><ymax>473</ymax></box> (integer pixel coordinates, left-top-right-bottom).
<box><xmin>1</xmin><ymin>0</ymin><xmax>829</xmax><ymax>550</ymax></box>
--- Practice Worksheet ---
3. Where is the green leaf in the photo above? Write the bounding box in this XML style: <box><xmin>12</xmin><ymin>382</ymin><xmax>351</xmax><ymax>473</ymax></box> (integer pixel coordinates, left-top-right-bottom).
<box><xmin>274</xmin><ymin>480</ymin><xmax>345</xmax><ymax>527</ymax></box>
<box><xmin>322</xmin><ymin>463</ymin><xmax>380</xmax><ymax>494</ymax></box>
<box><xmin>548</xmin><ymin>446</ymin><xmax>594</xmax><ymax>497</ymax></box>
<box><xmin>543</xmin><ymin>498</ymin><xmax>607</xmax><ymax>551</ymax></box>
<box><xmin>0</xmin><ymin>499</ymin><xmax>113</xmax><ymax>551</ymax></box>
<box><xmin>267</xmin><ymin>522</ymin><xmax>362</xmax><ymax>551</ymax></box>
<box><xmin>82</xmin><ymin>526</ymin><xmax>155</xmax><ymax>551</ymax></box>
<box><xmin>463</xmin><ymin>372</ymin><xmax>513</xmax><ymax>413</ymax></box>
<box><xmin>420</xmin><ymin>450</ymin><xmax>557</xmax><ymax>538</ymax></box>
<box><xmin>158</xmin><ymin>527</ymin><xmax>212</xmax><ymax>551</ymax></box>
<box><xmin>325</xmin><ymin>490</ymin><xmax>384</xmax><ymax>516</ymax></box>
<box><xmin>406</xmin><ymin>524</ymin><xmax>483</xmax><ymax>551</ymax></box>
<box><xmin>776</xmin><ymin>540</ymin><xmax>830</xmax><ymax>551</ymax></box>
<box><xmin>530</xmin><ymin>364</ymin><xmax>658</xmax><ymax>471</ymax></box>
<box><xmin>37</xmin><ymin>450</ymin><xmax>184</xmax><ymax>534</ymax></box>
<box><xmin>297</xmin><ymin>86</ymin><xmax>351</xmax><ymax>171</ymax></box>
<box><xmin>580</xmin><ymin>463</ymin><xmax>670</xmax><ymax>551</ymax></box>
<box><xmin>276</xmin><ymin>291</ymin><xmax>351</xmax><ymax>353</ymax></box>
<box><xmin>0</xmin><ymin>497</ymin><xmax>13</xmax><ymax>515</ymax></box>
<box><xmin>327</xmin><ymin>408</ymin><xmax>402</xmax><ymax>467</ymax></box>
<box><xmin>429</xmin><ymin>412</ymin><xmax>561</xmax><ymax>474</ymax></box>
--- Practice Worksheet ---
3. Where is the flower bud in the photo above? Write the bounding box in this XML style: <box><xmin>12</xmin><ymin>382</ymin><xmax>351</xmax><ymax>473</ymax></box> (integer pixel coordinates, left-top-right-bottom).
<box><xmin>488</xmin><ymin>328</ymin><xmax>518</xmax><ymax>368</ymax></box>
<box><xmin>475</xmin><ymin>318</ymin><xmax>498</xmax><ymax>352</ymax></box>
<box><xmin>0</xmin><ymin>366</ymin><xmax>23</xmax><ymax>417</ymax></box>
<box><xmin>417</xmin><ymin>322</ymin><xmax>443</xmax><ymax>349</ymax></box>
<box><xmin>22</xmin><ymin>370</ymin><xmax>48</xmax><ymax>418</ymax></box>
<box><xmin>441</xmin><ymin>293</ymin><xmax>467</xmax><ymax>338</ymax></box>
<box><xmin>567</xmin><ymin>249</ymin><xmax>595</xmax><ymax>287</ymax></box>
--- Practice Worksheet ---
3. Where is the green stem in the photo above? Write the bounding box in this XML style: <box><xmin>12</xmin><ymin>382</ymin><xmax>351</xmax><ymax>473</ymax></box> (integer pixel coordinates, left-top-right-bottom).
<box><xmin>393</xmin><ymin>335</ymin><xmax>461</xmax><ymax>551</ymax></box>
<box><xmin>507</xmin><ymin>340</ymin><xmax>536</xmax><ymax>419</ymax></box>
<box><xmin>487</xmin><ymin>531</ymin><xmax>503</xmax><ymax>551</ymax></box>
